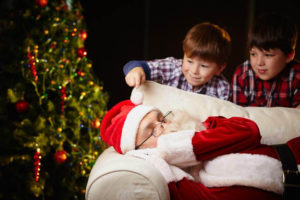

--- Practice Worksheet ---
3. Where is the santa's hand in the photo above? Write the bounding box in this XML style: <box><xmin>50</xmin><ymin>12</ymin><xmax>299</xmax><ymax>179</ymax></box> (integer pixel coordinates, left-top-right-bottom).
<box><xmin>156</xmin><ymin>130</ymin><xmax>199</xmax><ymax>168</ymax></box>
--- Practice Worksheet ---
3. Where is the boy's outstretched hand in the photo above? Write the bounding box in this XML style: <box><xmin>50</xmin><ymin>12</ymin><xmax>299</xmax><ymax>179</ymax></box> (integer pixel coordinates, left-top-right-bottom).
<box><xmin>125</xmin><ymin>67</ymin><xmax>146</xmax><ymax>88</ymax></box>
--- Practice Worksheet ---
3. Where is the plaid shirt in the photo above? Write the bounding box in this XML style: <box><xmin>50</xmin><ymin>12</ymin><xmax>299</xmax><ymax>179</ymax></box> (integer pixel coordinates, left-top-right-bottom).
<box><xmin>232</xmin><ymin>60</ymin><xmax>300</xmax><ymax>107</ymax></box>
<box><xmin>123</xmin><ymin>57</ymin><xmax>231</xmax><ymax>100</ymax></box>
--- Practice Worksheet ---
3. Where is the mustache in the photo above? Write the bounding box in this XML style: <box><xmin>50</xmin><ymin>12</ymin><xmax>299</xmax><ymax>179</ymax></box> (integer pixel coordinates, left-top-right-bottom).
<box><xmin>163</xmin><ymin>110</ymin><xmax>206</xmax><ymax>133</ymax></box>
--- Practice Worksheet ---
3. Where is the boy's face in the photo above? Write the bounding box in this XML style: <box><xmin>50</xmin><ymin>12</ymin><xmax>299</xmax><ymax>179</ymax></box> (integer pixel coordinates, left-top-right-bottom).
<box><xmin>135</xmin><ymin>110</ymin><xmax>170</xmax><ymax>149</ymax></box>
<box><xmin>182</xmin><ymin>54</ymin><xmax>225</xmax><ymax>91</ymax></box>
<box><xmin>249</xmin><ymin>47</ymin><xmax>294</xmax><ymax>80</ymax></box>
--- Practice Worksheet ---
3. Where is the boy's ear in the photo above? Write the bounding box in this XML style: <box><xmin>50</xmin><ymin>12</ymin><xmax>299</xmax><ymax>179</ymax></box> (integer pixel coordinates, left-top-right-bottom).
<box><xmin>286</xmin><ymin>50</ymin><xmax>295</xmax><ymax>63</ymax></box>
<box><xmin>216</xmin><ymin>63</ymin><xmax>226</xmax><ymax>75</ymax></box>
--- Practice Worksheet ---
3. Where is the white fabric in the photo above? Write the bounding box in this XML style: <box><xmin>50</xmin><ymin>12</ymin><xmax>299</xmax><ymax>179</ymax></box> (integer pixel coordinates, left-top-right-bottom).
<box><xmin>121</xmin><ymin>105</ymin><xmax>156</xmax><ymax>153</ymax></box>
<box><xmin>132</xmin><ymin>81</ymin><xmax>300</xmax><ymax>145</ymax></box>
<box><xmin>86</xmin><ymin>147</ymin><xmax>170</xmax><ymax>200</ymax></box>
<box><xmin>199</xmin><ymin>153</ymin><xmax>284</xmax><ymax>194</ymax></box>
<box><xmin>157</xmin><ymin>130</ymin><xmax>199</xmax><ymax>168</ymax></box>
<box><xmin>126</xmin><ymin>149</ymin><xmax>194</xmax><ymax>183</ymax></box>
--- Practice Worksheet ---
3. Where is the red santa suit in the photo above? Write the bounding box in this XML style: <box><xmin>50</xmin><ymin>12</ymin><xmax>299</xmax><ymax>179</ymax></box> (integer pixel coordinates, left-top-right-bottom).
<box><xmin>154</xmin><ymin>116</ymin><xmax>300</xmax><ymax>200</ymax></box>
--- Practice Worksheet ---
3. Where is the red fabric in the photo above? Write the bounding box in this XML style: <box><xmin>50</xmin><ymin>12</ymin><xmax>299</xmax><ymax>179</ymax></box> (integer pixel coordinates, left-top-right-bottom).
<box><xmin>168</xmin><ymin>178</ymin><xmax>281</xmax><ymax>200</ymax></box>
<box><xmin>287</xmin><ymin>137</ymin><xmax>300</xmax><ymax>164</ymax></box>
<box><xmin>168</xmin><ymin>116</ymin><xmax>300</xmax><ymax>200</ymax></box>
<box><xmin>193</xmin><ymin>116</ymin><xmax>261</xmax><ymax>160</ymax></box>
<box><xmin>100</xmin><ymin>100</ymin><xmax>135</xmax><ymax>154</ymax></box>
<box><xmin>232</xmin><ymin>60</ymin><xmax>300</xmax><ymax>107</ymax></box>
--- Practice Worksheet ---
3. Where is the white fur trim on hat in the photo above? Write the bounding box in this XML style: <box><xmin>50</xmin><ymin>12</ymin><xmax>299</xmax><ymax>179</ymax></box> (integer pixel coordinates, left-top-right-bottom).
<box><xmin>121</xmin><ymin>105</ymin><xmax>157</xmax><ymax>153</ymax></box>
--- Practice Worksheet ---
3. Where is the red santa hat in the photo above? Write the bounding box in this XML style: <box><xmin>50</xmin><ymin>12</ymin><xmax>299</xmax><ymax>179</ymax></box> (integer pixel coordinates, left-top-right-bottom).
<box><xmin>100</xmin><ymin>92</ymin><xmax>157</xmax><ymax>154</ymax></box>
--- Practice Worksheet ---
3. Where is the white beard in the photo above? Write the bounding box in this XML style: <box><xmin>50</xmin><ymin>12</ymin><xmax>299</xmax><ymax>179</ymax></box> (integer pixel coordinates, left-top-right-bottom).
<box><xmin>164</xmin><ymin>109</ymin><xmax>206</xmax><ymax>133</ymax></box>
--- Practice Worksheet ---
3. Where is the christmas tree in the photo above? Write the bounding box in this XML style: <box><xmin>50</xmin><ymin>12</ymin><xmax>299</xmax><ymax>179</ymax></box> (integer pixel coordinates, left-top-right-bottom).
<box><xmin>0</xmin><ymin>0</ymin><xmax>108</xmax><ymax>199</ymax></box>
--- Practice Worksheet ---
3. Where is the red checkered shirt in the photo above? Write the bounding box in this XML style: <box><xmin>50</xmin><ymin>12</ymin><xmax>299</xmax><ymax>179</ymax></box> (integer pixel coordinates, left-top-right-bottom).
<box><xmin>232</xmin><ymin>60</ymin><xmax>300</xmax><ymax>107</ymax></box>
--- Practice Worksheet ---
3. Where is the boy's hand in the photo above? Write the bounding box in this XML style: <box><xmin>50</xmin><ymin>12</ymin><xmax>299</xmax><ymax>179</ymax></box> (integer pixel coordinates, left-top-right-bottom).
<box><xmin>125</xmin><ymin>67</ymin><xmax>146</xmax><ymax>88</ymax></box>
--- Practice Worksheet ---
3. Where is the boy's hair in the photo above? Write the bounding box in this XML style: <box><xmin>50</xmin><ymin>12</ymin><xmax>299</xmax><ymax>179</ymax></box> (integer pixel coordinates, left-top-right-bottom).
<box><xmin>248</xmin><ymin>13</ymin><xmax>298</xmax><ymax>55</ymax></box>
<box><xmin>183</xmin><ymin>22</ymin><xmax>231</xmax><ymax>66</ymax></box>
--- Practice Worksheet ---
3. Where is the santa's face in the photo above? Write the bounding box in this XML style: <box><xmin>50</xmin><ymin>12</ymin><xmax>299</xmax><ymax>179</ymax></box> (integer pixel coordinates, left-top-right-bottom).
<box><xmin>135</xmin><ymin>110</ymin><xmax>205</xmax><ymax>149</ymax></box>
<box><xmin>135</xmin><ymin>110</ymin><xmax>171</xmax><ymax>149</ymax></box>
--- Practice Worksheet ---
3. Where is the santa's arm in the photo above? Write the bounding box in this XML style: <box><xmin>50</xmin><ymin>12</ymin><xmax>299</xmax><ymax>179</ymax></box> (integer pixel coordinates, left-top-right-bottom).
<box><xmin>193</xmin><ymin>116</ymin><xmax>261</xmax><ymax>160</ymax></box>
<box><xmin>157</xmin><ymin>116</ymin><xmax>261</xmax><ymax>167</ymax></box>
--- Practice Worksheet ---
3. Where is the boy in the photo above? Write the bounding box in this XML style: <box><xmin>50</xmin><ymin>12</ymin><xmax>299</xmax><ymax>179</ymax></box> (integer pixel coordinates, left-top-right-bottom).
<box><xmin>232</xmin><ymin>13</ymin><xmax>300</xmax><ymax>108</ymax></box>
<box><xmin>123</xmin><ymin>22</ymin><xmax>232</xmax><ymax>100</ymax></box>
<box><xmin>100</xmin><ymin>98</ymin><xmax>300</xmax><ymax>200</ymax></box>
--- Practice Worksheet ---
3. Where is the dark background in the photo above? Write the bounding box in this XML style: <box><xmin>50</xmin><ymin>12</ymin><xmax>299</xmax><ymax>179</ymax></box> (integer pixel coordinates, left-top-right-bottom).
<box><xmin>80</xmin><ymin>0</ymin><xmax>300</xmax><ymax>108</ymax></box>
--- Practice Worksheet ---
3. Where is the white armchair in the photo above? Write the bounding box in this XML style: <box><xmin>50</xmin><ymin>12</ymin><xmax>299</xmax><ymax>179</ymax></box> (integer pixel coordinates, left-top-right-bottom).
<box><xmin>85</xmin><ymin>147</ymin><xmax>170</xmax><ymax>200</ymax></box>
<box><xmin>86</xmin><ymin>81</ymin><xmax>300</xmax><ymax>200</ymax></box>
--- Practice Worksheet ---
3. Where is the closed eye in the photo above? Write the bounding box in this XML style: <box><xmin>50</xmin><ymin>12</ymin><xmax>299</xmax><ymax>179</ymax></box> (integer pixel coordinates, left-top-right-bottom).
<box><xmin>265</xmin><ymin>53</ymin><xmax>274</xmax><ymax>57</ymax></box>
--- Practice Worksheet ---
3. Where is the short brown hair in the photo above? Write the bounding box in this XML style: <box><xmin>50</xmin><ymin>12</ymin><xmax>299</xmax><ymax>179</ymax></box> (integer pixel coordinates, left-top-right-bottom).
<box><xmin>248</xmin><ymin>13</ymin><xmax>298</xmax><ymax>55</ymax></box>
<box><xmin>183</xmin><ymin>22</ymin><xmax>231</xmax><ymax>65</ymax></box>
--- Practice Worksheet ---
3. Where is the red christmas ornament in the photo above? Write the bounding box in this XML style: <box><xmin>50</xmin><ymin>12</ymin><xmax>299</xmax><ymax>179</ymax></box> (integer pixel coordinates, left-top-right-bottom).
<box><xmin>33</xmin><ymin>151</ymin><xmax>41</xmax><ymax>182</ymax></box>
<box><xmin>79</xmin><ymin>30</ymin><xmax>88</xmax><ymax>40</ymax></box>
<box><xmin>77</xmin><ymin>47</ymin><xmax>87</xmax><ymax>58</ymax></box>
<box><xmin>60</xmin><ymin>86</ymin><xmax>66</xmax><ymax>113</ymax></box>
<box><xmin>92</xmin><ymin>119</ymin><xmax>101</xmax><ymax>129</ymax></box>
<box><xmin>54</xmin><ymin>150</ymin><xmax>67</xmax><ymax>164</ymax></box>
<box><xmin>27</xmin><ymin>52</ymin><xmax>38</xmax><ymax>82</ymax></box>
<box><xmin>16</xmin><ymin>100</ymin><xmax>29</xmax><ymax>113</ymax></box>
<box><xmin>36</xmin><ymin>0</ymin><xmax>48</xmax><ymax>7</ymax></box>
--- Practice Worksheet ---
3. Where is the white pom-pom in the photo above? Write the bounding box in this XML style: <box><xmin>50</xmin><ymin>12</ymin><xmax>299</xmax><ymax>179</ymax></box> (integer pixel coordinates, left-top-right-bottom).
<box><xmin>131</xmin><ymin>91</ymin><xmax>144</xmax><ymax>105</ymax></box>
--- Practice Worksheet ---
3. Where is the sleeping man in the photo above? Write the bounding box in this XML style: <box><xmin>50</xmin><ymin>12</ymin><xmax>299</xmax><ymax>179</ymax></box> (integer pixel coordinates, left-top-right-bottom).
<box><xmin>100</xmin><ymin>98</ymin><xmax>300</xmax><ymax>200</ymax></box>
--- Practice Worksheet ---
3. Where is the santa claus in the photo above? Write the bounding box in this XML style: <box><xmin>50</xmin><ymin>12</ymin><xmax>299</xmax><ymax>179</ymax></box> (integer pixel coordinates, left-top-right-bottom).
<box><xmin>100</xmin><ymin>98</ymin><xmax>300</xmax><ymax>200</ymax></box>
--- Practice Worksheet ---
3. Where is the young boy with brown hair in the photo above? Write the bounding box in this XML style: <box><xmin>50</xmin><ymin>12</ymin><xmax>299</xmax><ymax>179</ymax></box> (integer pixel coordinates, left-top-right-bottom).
<box><xmin>232</xmin><ymin>13</ymin><xmax>300</xmax><ymax>108</ymax></box>
<box><xmin>123</xmin><ymin>22</ymin><xmax>232</xmax><ymax>100</ymax></box>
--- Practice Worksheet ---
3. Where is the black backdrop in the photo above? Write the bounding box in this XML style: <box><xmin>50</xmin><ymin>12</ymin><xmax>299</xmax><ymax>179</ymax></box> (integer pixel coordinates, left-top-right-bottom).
<box><xmin>80</xmin><ymin>0</ymin><xmax>300</xmax><ymax>108</ymax></box>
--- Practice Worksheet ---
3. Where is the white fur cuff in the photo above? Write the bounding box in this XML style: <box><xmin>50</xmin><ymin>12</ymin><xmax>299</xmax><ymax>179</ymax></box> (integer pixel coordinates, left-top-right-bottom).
<box><xmin>157</xmin><ymin>130</ymin><xmax>199</xmax><ymax>168</ymax></box>
<box><xmin>199</xmin><ymin>153</ymin><xmax>284</xmax><ymax>194</ymax></box>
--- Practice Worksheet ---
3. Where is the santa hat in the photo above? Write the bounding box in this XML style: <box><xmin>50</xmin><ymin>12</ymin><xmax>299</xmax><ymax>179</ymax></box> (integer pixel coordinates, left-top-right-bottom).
<box><xmin>100</xmin><ymin>92</ymin><xmax>157</xmax><ymax>154</ymax></box>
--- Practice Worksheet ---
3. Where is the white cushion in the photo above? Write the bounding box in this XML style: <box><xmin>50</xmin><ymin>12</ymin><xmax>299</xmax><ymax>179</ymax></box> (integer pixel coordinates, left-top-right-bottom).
<box><xmin>85</xmin><ymin>147</ymin><xmax>170</xmax><ymax>200</ymax></box>
<box><xmin>132</xmin><ymin>81</ymin><xmax>300</xmax><ymax>145</ymax></box>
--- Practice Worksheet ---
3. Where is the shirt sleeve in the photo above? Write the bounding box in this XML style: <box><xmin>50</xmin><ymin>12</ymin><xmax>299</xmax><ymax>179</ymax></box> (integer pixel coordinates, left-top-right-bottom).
<box><xmin>217</xmin><ymin>76</ymin><xmax>232</xmax><ymax>101</ymax></box>
<box><xmin>192</xmin><ymin>116</ymin><xmax>261</xmax><ymax>161</ymax></box>
<box><xmin>147</xmin><ymin>57</ymin><xmax>181</xmax><ymax>83</ymax></box>
<box><xmin>232</xmin><ymin>65</ymin><xmax>249</xmax><ymax>106</ymax></box>
<box><xmin>292</xmin><ymin>74</ymin><xmax>300</xmax><ymax>107</ymax></box>
<box><xmin>123</xmin><ymin>60</ymin><xmax>151</xmax><ymax>79</ymax></box>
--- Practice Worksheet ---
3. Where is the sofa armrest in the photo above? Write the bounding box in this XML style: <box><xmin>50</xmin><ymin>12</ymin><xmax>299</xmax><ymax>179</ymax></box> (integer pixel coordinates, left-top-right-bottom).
<box><xmin>86</xmin><ymin>147</ymin><xmax>170</xmax><ymax>200</ymax></box>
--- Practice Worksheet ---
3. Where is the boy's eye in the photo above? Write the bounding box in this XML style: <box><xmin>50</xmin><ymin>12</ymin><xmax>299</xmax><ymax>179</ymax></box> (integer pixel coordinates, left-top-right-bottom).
<box><xmin>265</xmin><ymin>53</ymin><xmax>273</xmax><ymax>57</ymax></box>
<box><xmin>201</xmin><ymin>64</ymin><xmax>208</xmax><ymax>68</ymax></box>
<box><xmin>187</xmin><ymin>59</ymin><xmax>193</xmax><ymax>63</ymax></box>
<box><xmin>250</xmin><ymin>52</ymin><xmax>256</xmax><ymax>57</ymax></box>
